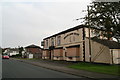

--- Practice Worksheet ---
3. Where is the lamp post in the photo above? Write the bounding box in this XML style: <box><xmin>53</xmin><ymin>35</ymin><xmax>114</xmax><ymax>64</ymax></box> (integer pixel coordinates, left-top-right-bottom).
<box><xmin>87</xmin><ymin>5</ymin><xmax>92</xmax><ymax>62</ymax></box>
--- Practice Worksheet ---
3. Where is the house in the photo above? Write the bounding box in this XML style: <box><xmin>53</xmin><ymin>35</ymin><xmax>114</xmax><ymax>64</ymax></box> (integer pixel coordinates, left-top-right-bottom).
<box><xmin>41</xmin><ymin>25</ymin><xmax>108</xmax><ymax>61</ymax></box>
<box><xmin>9</xmin><ymin>48</ymin><xmax>19</xmax><ymax>56</ymax></box>
<box><xmin>3</xmin><ymin>48</ymin><xmax>19</xmax><ymax>56</ymax></box>
<box><xmin>85</xmin><ymin>37</ymin><xmax>120</xmax><ymax>64</ymax></box>
<box><xmin>3</xmin><ymin>48</ymin><xmax>10</xmax><ymax>55</ymax></box>
<box><xmin>23</xmin><ymin>44</ymin><xmax>42</xmax><ymax>59</ymax></box>
<box><xmin>41</xmin><ymin>25</ymin><xmax>120</xmax><ymax>64</ymax></box>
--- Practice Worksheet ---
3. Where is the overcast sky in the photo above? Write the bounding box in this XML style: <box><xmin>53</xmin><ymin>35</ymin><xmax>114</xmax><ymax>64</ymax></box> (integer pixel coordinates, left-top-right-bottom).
<box><xmin>0</xmin><ymin>0</ymin><xmax>92</xmax><ymax>48</ymax></box>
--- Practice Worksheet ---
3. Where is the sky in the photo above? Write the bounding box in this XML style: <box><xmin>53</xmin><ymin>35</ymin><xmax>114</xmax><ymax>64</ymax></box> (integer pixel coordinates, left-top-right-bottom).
<box><xmin>0</xmin><ymin>0</ymin><xmax>92</xmax><ymax>48</ymax></box>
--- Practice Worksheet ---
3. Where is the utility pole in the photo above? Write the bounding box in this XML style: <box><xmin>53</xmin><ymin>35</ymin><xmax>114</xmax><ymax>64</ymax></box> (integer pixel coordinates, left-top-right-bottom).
<box><xmin>87</xmin><ymin>5</ymin><xmax>91</xmax><ymax>62</ymax></box>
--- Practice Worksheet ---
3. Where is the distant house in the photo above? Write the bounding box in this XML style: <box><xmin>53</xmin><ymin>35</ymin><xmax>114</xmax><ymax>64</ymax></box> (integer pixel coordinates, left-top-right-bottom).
<box><xmin>3</xmin><ymin>48</ymin><xmax>10</xmax><ymax>55</ymax></box>
<box><xmin>23</xmin><ymin>44</ymin><xmax>42</xmax><ymax>59</ymax></box>
<box><xmin>85</xmin><ymin>37</ymin><xmax>120</xmax><ymax>64</ymax></box>
<box><xmin>9</xmin><ymin>48</ymin><xmax>19</xmax><ymax>56</ymax></box>
<box><xmin>3</xmin><ymin>48</ymin><xmax>19</xmax><ymax>56</ymax></box>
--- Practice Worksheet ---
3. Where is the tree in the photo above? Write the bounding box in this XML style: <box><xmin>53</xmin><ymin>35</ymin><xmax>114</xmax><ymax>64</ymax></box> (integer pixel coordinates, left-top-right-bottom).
<box><xmin>18</xmin><ymin>46</ymin><xmax>24</xmax><ymax>57</ymax></box>
<box><xmin>84</xmin><ymin>2</ymin><xmax>120</xmax><ymax>42</ymax></box>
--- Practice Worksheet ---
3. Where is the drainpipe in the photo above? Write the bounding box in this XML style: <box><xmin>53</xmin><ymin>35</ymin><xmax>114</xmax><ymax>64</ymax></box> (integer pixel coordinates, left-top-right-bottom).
<box><xmin>111</xmin><ymin>49</ymin><xmax>114</xmax><ymax>64</ymax></box>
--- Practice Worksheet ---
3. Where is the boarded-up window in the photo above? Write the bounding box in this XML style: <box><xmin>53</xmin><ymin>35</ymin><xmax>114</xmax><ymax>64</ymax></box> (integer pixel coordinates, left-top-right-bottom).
<box><xmin>54</xmin><ymin>49</ymin><xmax>63</xmax><ymax>57</ymax></box>
<box><xmin>67</xmin><ymin>47</ymin><xmax>80</xmax><ymax>57</ymax></box>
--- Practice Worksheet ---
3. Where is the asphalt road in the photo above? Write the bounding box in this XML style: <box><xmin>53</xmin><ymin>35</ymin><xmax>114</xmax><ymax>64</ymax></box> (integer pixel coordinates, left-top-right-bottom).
<box><xmin>2</xmin><ymin>59</ymin><xmax>81</xmax><ymax>78</ymax></box>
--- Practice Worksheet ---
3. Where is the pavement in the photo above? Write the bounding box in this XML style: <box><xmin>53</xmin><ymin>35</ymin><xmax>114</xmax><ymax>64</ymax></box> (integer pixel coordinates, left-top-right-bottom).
<box><xmin>12</xmin><ymin>58</ymin><xmax>120</xmax><ymax>80</ymax></box>
<box><xmin>3</xmin><ymin>59</ymin><xmax>81</xmax><ymax>78</ymax></box>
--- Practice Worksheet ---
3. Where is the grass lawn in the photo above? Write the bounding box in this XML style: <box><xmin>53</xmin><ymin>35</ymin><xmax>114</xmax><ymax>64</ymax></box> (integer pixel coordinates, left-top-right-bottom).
<box><xmin>68</xmin><ymin>62</ymin><xmax>120</xmax><ymax>76</ymax></box>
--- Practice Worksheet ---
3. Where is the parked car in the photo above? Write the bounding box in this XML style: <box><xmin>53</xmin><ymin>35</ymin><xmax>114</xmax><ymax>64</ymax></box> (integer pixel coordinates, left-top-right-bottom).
<box><xmin>2</xmin><ymin>55</ymin><xmax>9</xmax><ymax>59</ymax></box>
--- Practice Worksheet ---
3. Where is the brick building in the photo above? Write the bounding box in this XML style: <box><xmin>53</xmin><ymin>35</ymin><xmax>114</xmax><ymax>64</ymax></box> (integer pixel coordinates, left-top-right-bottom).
<box><xmin>41</xmin><ymin>25</ymin><xmax>120</xmax><ymax>64</ymax></box>
<box><xmin>24</xmin><ymin>44</ymin><xmax>42</xmax><ymax>59</ymax></box>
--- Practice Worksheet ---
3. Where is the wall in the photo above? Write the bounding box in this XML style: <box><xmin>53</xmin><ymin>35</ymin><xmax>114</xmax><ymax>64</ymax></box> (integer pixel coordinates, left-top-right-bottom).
<box><xmin>42</xmin><ymin>50</ymin><xmax>49</xmax><ymax>59</ymax></box>
<box><xmin>33</xmin><ymin>53</ymin><xmax>42</xmax><ymax>58</ymax></box>
<box><xmin>112</xmin><ymin>49</ymin><xmax>120</xmax><ymax>64</ymax></box>
<box><xmin>85</xmin><ymin>38</ymin><xmax>90</xmax><ymax>62</ymax></box>
<box><xmin>85</xmin><ymin>38</ymin><xmax>111</xmax><ymax>64</ymax></box>
<box><xmin>9</xmin><ymin>51</ymin><xmax>19</xmax><ymax>56</ymax></box>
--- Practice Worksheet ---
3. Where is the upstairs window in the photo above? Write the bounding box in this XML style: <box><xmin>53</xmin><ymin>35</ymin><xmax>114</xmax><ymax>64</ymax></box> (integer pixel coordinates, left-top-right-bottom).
<box><xmin>46</xmin><ymin>40</ymin><xmax>48</xmax><ymax>47</ymax></box>
<box><xmin>51</xmin><ymin>38</ymin><xmax>54</xmax><ymax>46</ymax></box>
<box><xmin>73</xmin><ymin>36</ymin><xmax>75</xmax><ymax>41</ymax></box>
<box><xmin>57</xmin><ymin>36</ymin><xmax>61</xmax><ymax>46</ymax></box>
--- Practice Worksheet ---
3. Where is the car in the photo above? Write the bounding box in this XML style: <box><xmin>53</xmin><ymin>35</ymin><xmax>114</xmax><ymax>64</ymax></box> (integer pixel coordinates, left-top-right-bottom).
<box><xmin>2</xmin><ymin>55</ymin><xmax>9</xmax><ymax>59</ymax></box>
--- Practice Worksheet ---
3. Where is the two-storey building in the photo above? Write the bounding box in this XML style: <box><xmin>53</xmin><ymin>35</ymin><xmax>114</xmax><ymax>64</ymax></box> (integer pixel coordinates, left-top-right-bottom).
<box><xmin>41</xmin><ymin>25</ymin><xmax>120</xmax><ymax>64</ymax></box>
<box><xmin>41</xmin><ymin>25</ymin><xmax>103</xmax><ymax>62</ymax></box>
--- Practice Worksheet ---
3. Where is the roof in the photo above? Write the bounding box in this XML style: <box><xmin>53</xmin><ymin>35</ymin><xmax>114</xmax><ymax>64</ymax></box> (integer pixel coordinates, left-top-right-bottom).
<box><xmin>11</xmin><ymin>48</ymin><xmax>19</xmax><ymax>51</ymax></box>
<box><xmin>43</xmin><ymin>25</ymin><xmax>104</xmax><ymax>40</ymax></box>
<box><xmin>91</xmin><ymin>37</ymin><xmax>120</xmax><ymax>49</ymax></box>
<box><xmin>25</xmin><ymin>44</ymin><xmax>41</xmax><ymax>49</ymax></box>
<box><xmin>26</xmin><ymin>48</ymin><xmax>41</xmax><ymax>54</ymax></box>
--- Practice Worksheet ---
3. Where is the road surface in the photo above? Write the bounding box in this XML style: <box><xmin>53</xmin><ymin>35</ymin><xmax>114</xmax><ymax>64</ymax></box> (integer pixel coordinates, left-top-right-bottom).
<box><xmin>2</xmin><ymin>59</ymin><xmax>82</xmax><ymax>78</ymax></box>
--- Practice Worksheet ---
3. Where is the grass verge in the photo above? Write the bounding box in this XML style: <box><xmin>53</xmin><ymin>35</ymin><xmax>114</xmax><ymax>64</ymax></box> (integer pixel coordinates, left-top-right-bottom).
<box><xmin>68</xmin><ymin>62</ymin><xmax>120</xmax><ymax>76</ymax></box>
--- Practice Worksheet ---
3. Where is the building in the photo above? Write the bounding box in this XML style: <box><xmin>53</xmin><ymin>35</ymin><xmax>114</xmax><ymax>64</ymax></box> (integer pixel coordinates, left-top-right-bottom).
<box><xmin>41</xmin><ymin>25</ymin><xmax>120</xmax><ymax>64</ymax></box>
<box><xmin>2</xmin><ymin>48</ymin><xmax>10</xmax><ymax>55</ymax></box>
<box><xmin>3</xmin><ymin>48</ymin><xmax>19</xmax><ymax>56</ymax></box>
<box><xmin>9</xmin><ymin>48</ymin><xmax>19</xmax><ymax>56</ymax></box>
<box><xmin>41</xmin><ymin>25</ymin><xmax>105</xmax><ymax>61</ymax></box>
<box><xmin>23</xmin><ymin>44</ymin><xmax>42</xmax><ymax>59</ymax></box>
<box><xmin>85</xmin><ymin>37</ymin><xmax>120</xmax><ymax>64</ymax></box>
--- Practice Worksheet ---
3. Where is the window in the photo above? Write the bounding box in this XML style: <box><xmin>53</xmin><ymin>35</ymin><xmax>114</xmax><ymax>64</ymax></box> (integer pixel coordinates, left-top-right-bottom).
<box><xmin>69</xmin><ymin>36</ymin><xmax>72</xmax><ymax>42</ymax></box>
<box><xmin>46</xmin><ymin>40</ymin><xmax>48</xmax><ymax>47</ymax></box>
<box><xmin>57</xmin><ymin>36</ymin><xmax>61</xmax><ymax>46</ymax></box>
<box><xmin>51</xmin><ymin>38</ymin><xmax>54</xmax><ymax>46</ymax></box>
<box><xmin>73</xmin><ymin>36</ymin><xmax>75</xmax><ymax>41</ymax></box>
<box><xmin>41</xmin><ymin>41</ymin><xmax>44</xmax><ymax>46</ymax></box>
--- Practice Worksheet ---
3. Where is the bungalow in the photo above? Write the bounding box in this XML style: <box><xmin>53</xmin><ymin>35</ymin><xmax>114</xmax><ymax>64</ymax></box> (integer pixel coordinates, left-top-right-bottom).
<box><xmin>85</xmin><ymin>37</ymin><xmax>120</xmax><ymax>64</ymax></box>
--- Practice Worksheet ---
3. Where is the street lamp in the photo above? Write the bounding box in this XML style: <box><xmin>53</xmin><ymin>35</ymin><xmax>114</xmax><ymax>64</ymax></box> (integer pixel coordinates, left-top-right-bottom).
<box><xmin>87</xmin><ymin>5</ymin><xmax>92</xmax><ymax>62</ymax></box>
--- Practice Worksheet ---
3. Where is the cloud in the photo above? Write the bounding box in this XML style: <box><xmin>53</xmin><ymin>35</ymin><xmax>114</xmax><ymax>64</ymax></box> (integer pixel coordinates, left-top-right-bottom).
<box><xmin>1</xmin><ymin>0</ymin><xmax>91</xmax><ymax>2</ymax></box>
<box><xmin>2</xmin><ymin>1</ymin><xmax>91</xmax><ymax>48</ymax></box>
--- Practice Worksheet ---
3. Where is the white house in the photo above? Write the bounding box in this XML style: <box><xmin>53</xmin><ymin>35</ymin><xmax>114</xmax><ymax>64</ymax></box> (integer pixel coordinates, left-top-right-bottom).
<box><xmin>9</xmin><ymin>48</ymin><xmax>19</xmax><ymax>56</ymax></box>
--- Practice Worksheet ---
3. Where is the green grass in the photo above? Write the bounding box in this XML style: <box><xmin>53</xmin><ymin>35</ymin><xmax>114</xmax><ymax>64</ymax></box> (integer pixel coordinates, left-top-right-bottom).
<box><xmin>68</xmin><ymin>62</ymin><xmax>120</xmax><ymax>76</ymax></box>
